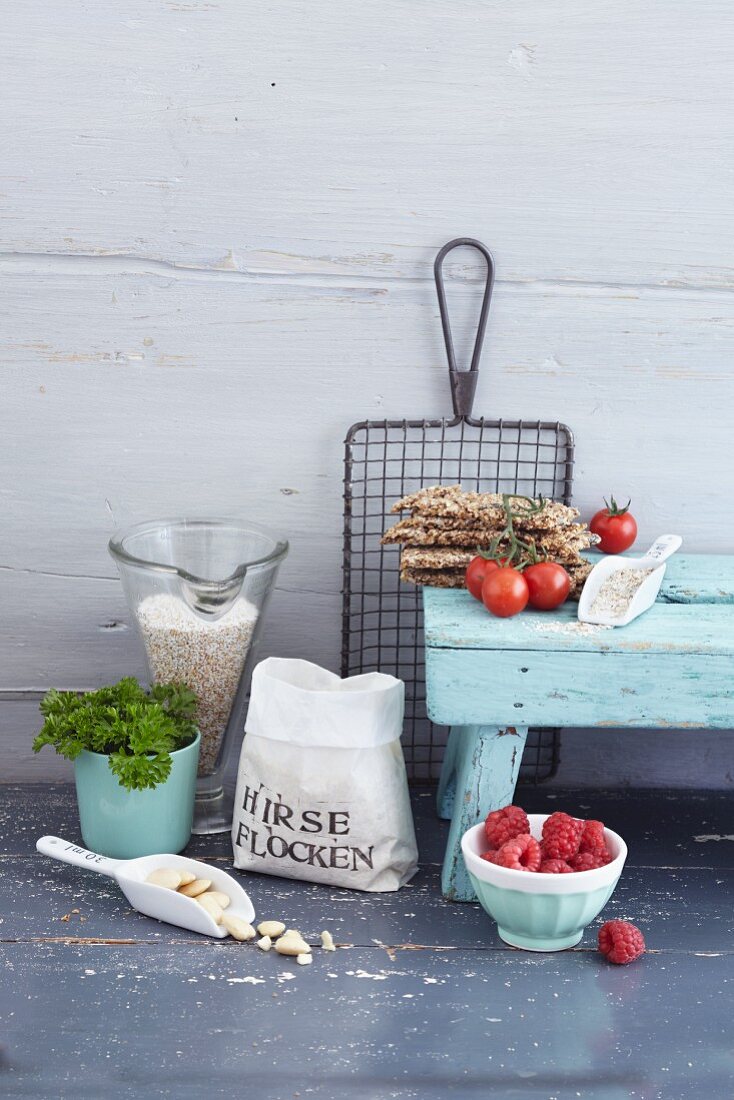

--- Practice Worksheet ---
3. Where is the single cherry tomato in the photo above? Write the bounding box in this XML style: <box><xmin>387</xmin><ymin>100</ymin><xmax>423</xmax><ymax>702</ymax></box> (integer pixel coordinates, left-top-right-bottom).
<box><xmin>465</xmin><ymin>556</ymin><xmax>500</xmax><ymax>600</ymax></box>
<box><xmin>524</xmin><ymin>562</ymin><xmax>571</xmax><ymax>610</ymax></box>
<box><xmin>590</xmin><ymin>496</ymin><xmax>638</xmax><ymax>554</ymax></box>
<box><xmin>482</xmin><ymin>567</ymin><xmax>529</xmax><ymax>618</ymax></box>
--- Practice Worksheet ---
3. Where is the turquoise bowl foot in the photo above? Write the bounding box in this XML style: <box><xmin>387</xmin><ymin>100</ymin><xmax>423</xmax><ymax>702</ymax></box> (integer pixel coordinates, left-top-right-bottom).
<box><xmin>497</xmin><ymin>926</ymin><xmax>583</xmax><ymax>952</ymax></box>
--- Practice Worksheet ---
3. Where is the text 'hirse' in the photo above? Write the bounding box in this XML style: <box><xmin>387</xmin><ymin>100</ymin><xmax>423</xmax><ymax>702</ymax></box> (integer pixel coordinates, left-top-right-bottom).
<box><xmin>233</xmin><ymin>784</ymin><xmax>375</xmax><ymax>871</ymax></box>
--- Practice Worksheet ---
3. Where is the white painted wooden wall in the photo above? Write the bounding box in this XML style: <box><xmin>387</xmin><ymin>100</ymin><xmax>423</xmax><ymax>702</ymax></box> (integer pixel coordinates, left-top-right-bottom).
<box><xmin>2</xmin><ymin>1</ymin><xmax>733</xmax><ymax>786</ymax></box>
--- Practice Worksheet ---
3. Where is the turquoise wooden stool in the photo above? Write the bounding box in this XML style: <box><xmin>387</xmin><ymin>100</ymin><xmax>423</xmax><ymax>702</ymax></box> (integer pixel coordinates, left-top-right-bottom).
<box><xmin>423</xmin><ymin>555</ymin><xmax>734</xmax><ymax>901</ymax></box>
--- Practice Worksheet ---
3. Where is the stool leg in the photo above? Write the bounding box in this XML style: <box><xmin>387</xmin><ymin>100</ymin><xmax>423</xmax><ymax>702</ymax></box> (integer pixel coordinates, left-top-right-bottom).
<box><xmin>441</xmin><ymin>724</ymin><xmax>529</xmax><ymax>902</ymax></box>
<box><xmin>436</xmin><ymin>726</ymin><xmax>460</xmax><ymax>820</ymax></box>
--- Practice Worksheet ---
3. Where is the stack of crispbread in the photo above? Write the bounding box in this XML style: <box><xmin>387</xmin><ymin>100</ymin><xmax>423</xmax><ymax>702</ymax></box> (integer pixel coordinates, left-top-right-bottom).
<box><xmin>382</xmin><ymin>485</ymin><xmax>599</xmax><ymax>597</ymax></box>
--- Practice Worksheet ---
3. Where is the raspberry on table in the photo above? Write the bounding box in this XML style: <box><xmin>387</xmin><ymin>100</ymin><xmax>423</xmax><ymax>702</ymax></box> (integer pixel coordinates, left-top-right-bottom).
<box><xmin>580</xmin><ymin>819</ymin><xmax>608</xmax><ymax>856</ymax></box>
<box><xmin>570</xmin><ymin>850</ymin><xmax>612</xmax><ymax>871</ymax></box>
<box><xmin>539</xmin><ymin>858</ymin><xmax>573</xmax><ymax>874</ymax></box>
<box><xmin>541</xmin><ymin>812</ymin><xmax>584</xmax><ymax>861</ymax></box>
<box><xmin>598</xmin><ymin>920</ymin><xmax>645</xmax><ymax>964</ymax></box>
<box><xmin>484</xmin><ymin>804</ymin><xmax>530</xmax><ymax>850</ymax></box>
<box><xmin>494</xmin><ymin>833</ymin><xmax>541</xmax><ymax>872</ymax></box>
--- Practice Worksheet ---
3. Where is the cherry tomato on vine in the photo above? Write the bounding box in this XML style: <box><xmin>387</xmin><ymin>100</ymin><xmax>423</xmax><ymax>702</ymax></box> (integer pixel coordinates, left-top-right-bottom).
<box><xmin>482</xmin><ymin>567</ymin><xmax>529</xmax><ymax>618</ymax></box>
<box><xmin>524</xmin><ymin>562</ymin><xmax>571</xmax><ymax>610</ymax></box>
<box><xmin>465</xmin><ymin>556</ymin><xmax>500</xmax><ymax>601</ymax></box>
<box><xmin>590</xmin><ymin>496</ymin><xmax>637</xmax><ymax>554</ymax></box>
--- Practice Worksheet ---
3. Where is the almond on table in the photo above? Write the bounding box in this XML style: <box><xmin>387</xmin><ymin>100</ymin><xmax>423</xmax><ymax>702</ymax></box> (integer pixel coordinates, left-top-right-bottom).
<box><xmin>221</xmin><ymin>914</ymin><xmax>256</xmax><ymax>941</ymax></box>
<box><xmin>275</xmin><ymin>934</ymin><xmax>311</xmax><ymax>957</ymax></box>
<box><xmin>257</xmin><ymin>920</ymin><xmax>285</xmax><ymax>938</ymax></box>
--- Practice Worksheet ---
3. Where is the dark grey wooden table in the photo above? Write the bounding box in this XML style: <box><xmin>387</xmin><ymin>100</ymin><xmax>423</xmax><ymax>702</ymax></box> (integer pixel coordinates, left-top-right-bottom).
<box><xmin>1</xmin><ymin>784</ymin><xmax>733</xmax><ymax>1099</ymax></box>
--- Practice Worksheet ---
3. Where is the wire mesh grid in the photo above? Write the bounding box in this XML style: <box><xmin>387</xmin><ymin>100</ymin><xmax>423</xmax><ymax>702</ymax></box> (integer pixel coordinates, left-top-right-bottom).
<box><xmin>342</xmin><ymin>416</ymin><xmax>575</xmax><ymax>783</ymax></box>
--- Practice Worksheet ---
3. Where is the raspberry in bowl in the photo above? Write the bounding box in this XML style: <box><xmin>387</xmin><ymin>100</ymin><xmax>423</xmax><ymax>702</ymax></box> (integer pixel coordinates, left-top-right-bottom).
<box><xmin>461</xmin><ymin>812</ymin><xmax>627</xmax><ymax>952</ymax></box>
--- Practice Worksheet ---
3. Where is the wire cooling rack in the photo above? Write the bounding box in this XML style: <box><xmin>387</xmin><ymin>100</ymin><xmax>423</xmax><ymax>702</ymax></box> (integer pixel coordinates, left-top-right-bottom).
<box><xmin>341</xmin><ymin>417</ymin><xmax>574</xmax><ymax>780</ymax></box>
<box><xmin>341</xmin><ymin>240</ymin><xmax>575</xmax><ymax>783</ymax></box>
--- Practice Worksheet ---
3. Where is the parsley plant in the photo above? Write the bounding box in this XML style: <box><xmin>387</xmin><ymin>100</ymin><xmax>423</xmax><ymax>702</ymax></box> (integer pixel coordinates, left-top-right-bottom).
<box><xmin>33</xmin><ymin>678</ymin><xmax>198</xmax><ymax>791</ymax></box>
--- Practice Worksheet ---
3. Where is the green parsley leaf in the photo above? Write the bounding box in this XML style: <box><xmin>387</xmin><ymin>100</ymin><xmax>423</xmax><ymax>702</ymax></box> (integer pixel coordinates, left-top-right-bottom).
<box><xmin>33</xmin><ymin>678</ymin><xmax>197</xmax><ymax>792</ymax></box>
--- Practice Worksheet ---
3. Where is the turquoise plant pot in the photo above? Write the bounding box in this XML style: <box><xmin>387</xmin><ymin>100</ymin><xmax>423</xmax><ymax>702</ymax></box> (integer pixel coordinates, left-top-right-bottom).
<box><xmin>462</xmin><ymin>814</ymin><xmax>627</xmax><ymax>952</ymax></box>
<box><xmin>73</xmin><ymin>732</ymin><xmax>200</xmax><ymax>858</ymax></box>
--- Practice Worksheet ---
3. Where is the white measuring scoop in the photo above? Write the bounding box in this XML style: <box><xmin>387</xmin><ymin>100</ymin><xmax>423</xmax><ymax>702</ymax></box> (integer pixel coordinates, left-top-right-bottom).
<box><xmin>578</xmin><ymin>534</ymin><xmax>683</xmax><ymax>627</ymax></box>
<box><xmin>36</xmin><ymin>835</ymin><xmax>255</xmax><ymax>937</ymax></box>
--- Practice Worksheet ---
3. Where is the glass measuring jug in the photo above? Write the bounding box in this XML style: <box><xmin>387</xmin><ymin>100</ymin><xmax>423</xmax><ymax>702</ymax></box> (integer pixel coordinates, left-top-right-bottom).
<box><xmin>109</xmin><ymin>518</ymin><xmax>288</xmax><ymax>833</ymax></box>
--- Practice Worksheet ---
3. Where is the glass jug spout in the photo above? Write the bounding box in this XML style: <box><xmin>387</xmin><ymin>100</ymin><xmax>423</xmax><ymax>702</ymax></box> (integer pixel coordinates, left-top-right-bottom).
<box><xmin>178</xmin><ymin>574</ymin><xmax>245</xmax><ymax>619</ymax></box>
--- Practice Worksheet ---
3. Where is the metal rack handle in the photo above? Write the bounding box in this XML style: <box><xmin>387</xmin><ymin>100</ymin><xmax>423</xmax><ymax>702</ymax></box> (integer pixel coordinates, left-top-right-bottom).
<box><xmin>434</xmin><ymin>237</ymin><xmax>495</xmax><ymax>419</ymax></box>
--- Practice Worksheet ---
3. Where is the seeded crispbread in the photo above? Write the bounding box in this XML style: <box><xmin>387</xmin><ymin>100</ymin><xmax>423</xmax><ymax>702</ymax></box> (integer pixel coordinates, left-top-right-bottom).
<box><xmin>383</xmin><ymin>523</ymin><xmax>503</xmax><ymax>547</ymax></box>
<box><xmin>401</xmin><ymin>541</ymin><xmax>594</xmax><ymax>572</ymax></box>
<box><xmin>400</xmin><ymin>560</ymin><xmax>592</xmax><ymax>599</ymax></box>
<box><xmin>383</xmin><ymin>518</ymin><xmax>591</xmax><ymax>546</ymax></box>
<box><xmin>382</xmin><ymin>515</ymin><xmax>504</xmax><ymax>544</ymax></box>
<box><xmin>391</xmin><ymin>485</ymin><xmax>580</xmax><ymax>529</ymax></box>
<box><xmin>389</xmin><ymin>484</ymin><xmax>595</xmax><ymax>598</ymax></box>
<box><xmin>399</xmin><ymin>567</ymin><xmax>467</xmax><ymax>588</ymax></box>
<box><xmin>401</xmin><ymin>547</ymin><xmax>479</xmax><ymax>570</ymax></box>
<box><xmin>391</xmin><ymin>484</ymin><xmax>484</xmax><ymax>513</ymax></box>
<box><xmin>564</xmin><ymin>560</ymin><xmax>594</xmax><ymax>598</ymax></box>
<box><xmin>386</xmin><ymin>522</ymin><xmax>598</xmax><ymax>554</ymax></box>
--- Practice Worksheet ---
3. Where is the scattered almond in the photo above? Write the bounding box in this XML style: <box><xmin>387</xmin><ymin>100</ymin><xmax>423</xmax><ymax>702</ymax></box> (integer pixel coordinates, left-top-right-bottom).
<box><xmin>145</xmin><ymin>868</ymin><xmax>182</xmax><ymax>891</ymax></box>
<box><xmin>296</xmin><ymin>953</ymin><xmax>312</xmax><ymax>966</ymax></box>
<box><xmin>257</xmin><ymin>935</ymin><xmax>272</xmax><ymax>952</ymax></box>
<box><xmin>221</xmin><ymin>914</ymin><xmax>256</xmax><ymax>941</ymax></box>
<box><xmin>275</xmin><ymin>935</ymin><xmax>311</xmax><ymax>957</ymax></box>
<box><xmin>320</xmin><ymin>930</ymin><xmax>336</xmax><ymax>952</ymax></box>
<box><xmin>257</xmin><ymin>920</ymin><xmax>286</xmax><ymax>939</ymax></box>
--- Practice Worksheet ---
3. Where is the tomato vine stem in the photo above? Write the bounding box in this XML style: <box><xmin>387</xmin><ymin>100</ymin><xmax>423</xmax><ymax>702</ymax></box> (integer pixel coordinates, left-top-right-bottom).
<box><xmin>477</xmin><ymin>494</ymin><xmax>547</xmax><ymax>571</ymax></box>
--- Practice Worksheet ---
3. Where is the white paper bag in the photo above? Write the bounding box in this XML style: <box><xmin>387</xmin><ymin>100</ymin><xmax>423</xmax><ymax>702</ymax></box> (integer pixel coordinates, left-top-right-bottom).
<box><xmin>231</xmin><ymin>658</ymin><xmax>418</xmax><ymax>891</ymax></box>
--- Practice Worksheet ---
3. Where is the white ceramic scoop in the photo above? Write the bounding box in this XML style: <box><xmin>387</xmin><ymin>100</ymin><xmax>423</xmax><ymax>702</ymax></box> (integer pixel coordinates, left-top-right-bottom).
<box><xmin>36</xmin><ymin>835</ymin><xmax>255</xmax><ymax>937</ymax></box>
<box><xmin>578</xmin><ymin>534</ymin><xmax>683</xmax><ymax>627</ymax></box>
